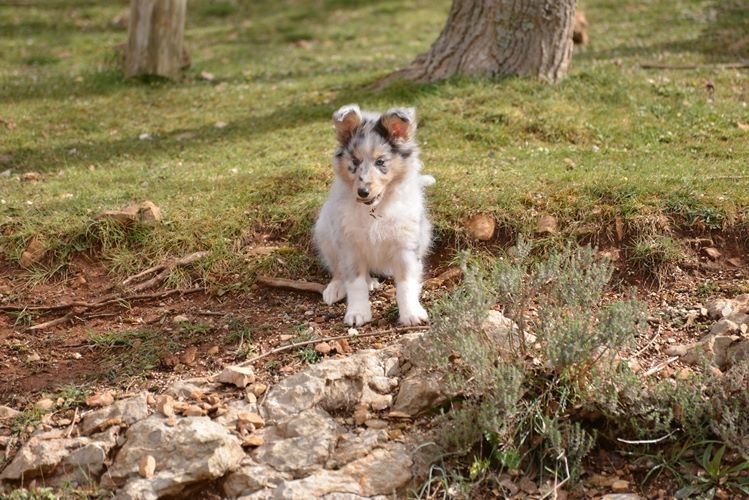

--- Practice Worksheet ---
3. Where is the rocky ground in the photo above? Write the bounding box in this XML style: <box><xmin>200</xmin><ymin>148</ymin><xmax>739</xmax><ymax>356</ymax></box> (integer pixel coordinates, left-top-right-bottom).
<box><xmin>1</xmin><ymin>246</ymin><xmax>748</xmax><ymax>498</ymax></box>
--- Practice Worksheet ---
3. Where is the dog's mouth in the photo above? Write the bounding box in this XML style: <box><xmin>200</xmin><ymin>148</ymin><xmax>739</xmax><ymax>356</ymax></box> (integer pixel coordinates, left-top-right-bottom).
<box><xmin>358</xmin><ymin>192</ymin><xmax>383</xmax><ymax>206</ymax></box>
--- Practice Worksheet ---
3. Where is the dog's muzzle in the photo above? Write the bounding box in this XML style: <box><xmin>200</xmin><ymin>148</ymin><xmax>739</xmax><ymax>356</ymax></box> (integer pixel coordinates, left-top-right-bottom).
<box><xmin>358</xmin><ymin>192</ymin><xmax>382</xmax><ymax>206</ymax></box>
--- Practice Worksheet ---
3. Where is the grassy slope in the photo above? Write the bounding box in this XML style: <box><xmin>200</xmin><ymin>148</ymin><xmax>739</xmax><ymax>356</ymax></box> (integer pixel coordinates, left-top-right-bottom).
<box><xmin>0</xmin><ymin>0</ymin><xmax>747</xmax><ymax>282</ymax></box>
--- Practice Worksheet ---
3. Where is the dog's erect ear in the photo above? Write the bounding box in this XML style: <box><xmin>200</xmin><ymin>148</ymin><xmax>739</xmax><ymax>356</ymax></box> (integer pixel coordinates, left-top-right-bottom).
<box><xmin>333</xmin><ymin>104</ymin><xmax>362</xmax><ymax>145</ymax></box>
<box><xmin>378</xmin><ymin>107</ymin><xmax>416</xmax><ymax>143</ymax></box>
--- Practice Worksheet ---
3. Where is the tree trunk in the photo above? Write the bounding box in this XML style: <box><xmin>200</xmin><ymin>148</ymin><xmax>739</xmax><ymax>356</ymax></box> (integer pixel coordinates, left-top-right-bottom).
<box><xmin>381</xmin><ymin>0</ymin><xmax>576</xmax><ymax>85</ymax></box>
<box><xmin>124</xmin><ymin>0</ymin><xmax>188</xmax><ymax>80</ymax></box>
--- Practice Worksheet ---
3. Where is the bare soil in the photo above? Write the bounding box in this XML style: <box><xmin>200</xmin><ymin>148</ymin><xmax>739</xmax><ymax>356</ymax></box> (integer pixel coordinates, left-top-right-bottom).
<box><xmin>0</xmin><ymin>239</ymin><xmax>747</xmax><ymax>498</ymax></box>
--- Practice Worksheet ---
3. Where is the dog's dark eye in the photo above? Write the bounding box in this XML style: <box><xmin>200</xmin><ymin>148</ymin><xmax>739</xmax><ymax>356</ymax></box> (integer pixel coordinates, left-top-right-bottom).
<box><xmin>374</xmin><ymin>158</ymin><xmax>385</xmax><ymax>167</ymax></box>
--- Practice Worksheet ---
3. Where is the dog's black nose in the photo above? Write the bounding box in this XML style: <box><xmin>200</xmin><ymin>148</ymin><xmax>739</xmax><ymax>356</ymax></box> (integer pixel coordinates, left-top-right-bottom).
<box><xmin>357</xmin><ymin>187</ymin><xmax>369</xmax><ymax>198</ymax></box>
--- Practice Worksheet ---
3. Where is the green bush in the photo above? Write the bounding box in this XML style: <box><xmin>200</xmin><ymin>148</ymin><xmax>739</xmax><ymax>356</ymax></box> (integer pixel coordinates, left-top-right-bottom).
<box><xmin>414</xmin><ymin>241</ymin><xmax>749</xmax><ymax>495</ymax></box>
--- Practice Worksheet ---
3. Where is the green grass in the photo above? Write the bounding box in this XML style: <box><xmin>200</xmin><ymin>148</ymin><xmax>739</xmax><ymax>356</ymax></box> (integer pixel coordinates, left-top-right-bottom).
<box><xmin>1</xmin><ymin>0</ymin><xmax>747</xmax><ymax>280</ymax></box>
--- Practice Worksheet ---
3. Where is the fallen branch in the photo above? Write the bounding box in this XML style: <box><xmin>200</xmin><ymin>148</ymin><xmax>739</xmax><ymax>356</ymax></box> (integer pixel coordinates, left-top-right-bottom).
<box><xmin>423</xmin><ymin>267</ymin><xmax>462</xmax><ymax>289</ymax></box>
<box><xmin>643</xmin><ymin>356</ymin><xmax>679</xmax><ymax>377</ymax></box>
<box><xmin>617</xmin><ymin>430</ymin><xmax>678</xmax><ymax>445</ymax></box>
<box><xmin>238</xmin><ymin>325</ymin><xmax>429</xmax><ymax>367</ymax></box>
<box><xmin>28</xmin><ymin>310</ymin><xmax>78</xmax><ymax>331</ymax></box>
<box><xmin>628</xmin><ymin>324</ymin><xmax>661</xmax><ymax>360</ymax></box>
<box><xmin>122</xmin><ymin>251</ymin><xmax>209</xmax><ymax>293</ymax></box>
<box><xmin>256</xmin><ymin>275</ymin><xmax>325</xmax><ymax>295</ymax></box>
<box><xmin>640</xmin><ymin>61</ymin><xmax>749</xmax><ymax>70</ymax></box>
<box><xmin>24</xmin><ymin>288</ymin><xmax>203</xmax><ymax>331</ymax></box>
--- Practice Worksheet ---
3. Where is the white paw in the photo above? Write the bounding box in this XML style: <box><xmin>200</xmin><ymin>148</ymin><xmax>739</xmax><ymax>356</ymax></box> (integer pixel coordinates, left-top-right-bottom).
<box><xmin>367</xmin><ymin>277</ymin><xmax>381</xmax><ymax>291</ymax></box>
<box><xmin>399</xmin><ymin>304</ymin><xmax>428</xmax><ymax>326</ymax></box>
<box><xmin>344</xmin><ymin>307</ymin><xmax>372</xmax><ymax>326</ymax></box>
<box><xmin>323</xmin><ymin>281</ymin><xmax>346</xmax><ymax>305</ymax></box>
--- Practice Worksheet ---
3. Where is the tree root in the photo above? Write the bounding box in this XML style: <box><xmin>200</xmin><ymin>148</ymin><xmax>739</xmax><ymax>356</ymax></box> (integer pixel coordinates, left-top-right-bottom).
<box><xmin>255</xmin><ymin>275</ymin><xmax>325</xmax><ymax>295</ymax></box>
<box><xmin>1</xmin><ymin>251</ymin><xmax>209</xmax><ymax>331</ymax></box>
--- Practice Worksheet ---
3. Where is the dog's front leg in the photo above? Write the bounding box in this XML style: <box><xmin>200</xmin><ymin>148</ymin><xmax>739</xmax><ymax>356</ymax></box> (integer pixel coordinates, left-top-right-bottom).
<box><xmin>344</xmin><ymin>274</ymin><xmax>372</xmax><ymax>326</ymax></box>
<box><xmin>394</xmin><ymin>251</ymin><xmax>428</xmax><ymax>326</ymax></box>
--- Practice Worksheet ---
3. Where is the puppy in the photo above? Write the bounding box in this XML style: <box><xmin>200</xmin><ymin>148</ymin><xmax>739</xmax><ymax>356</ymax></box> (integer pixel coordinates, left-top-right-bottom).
<box><xmin>313</xmin><ymin>104</ymin><xmax>433</xmax><ymax>326</ymax></box>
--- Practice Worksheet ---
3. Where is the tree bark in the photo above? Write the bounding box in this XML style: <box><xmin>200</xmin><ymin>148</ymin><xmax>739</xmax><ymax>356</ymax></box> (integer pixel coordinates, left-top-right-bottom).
<box><xmin>380</xmin><ymin>0</ymin><xmax>576</xmax><ymax>85</ymax></box>
<box><xmin>124</xmin><ymin>0</ymin><xmax>188</xmax><ymax>80</ymax></box>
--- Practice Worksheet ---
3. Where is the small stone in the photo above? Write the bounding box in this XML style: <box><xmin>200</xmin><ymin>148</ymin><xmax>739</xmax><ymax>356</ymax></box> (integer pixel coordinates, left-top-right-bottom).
<box><xmin>347</xmin><ymin>328</ymin><xmax>358</xmax><ymax>336</ymax></box>
<box><xmin>711</xmin><ymin>319</ymin><xmax>739</xmax><ymax>336</ymax></box>
<box><xmin>180</xmin><ymin>346</ymin><xmax>198</xmax><ymax>365</ymax></box>
<box><xmin>199</xmin><ymin>71</ymin><xmax>215</xmax><ymax>81</ymax></box>
<box><xmin>85</xmin><ymin>391</ymin><xmax>115</xmax><ymax>408</ymax></box>
<box><xmin>466</xmin><ymin>213</ymin><xmax>495</xmax><ymax>241</ymax></box>
<box><xmin>189</xmin><ymin>389</ymin><xmax>204</xmax><ymax>402</ymax></box>
<box><xmin>35</xmin><ymin>398</ymin><xmax>55</xmax><ymax>411</ymax></box>
<box><xmin>242</xmin><ymin>435</ymin><xmax>264</xmax><ymax>447</ymax></box>
<box><xmin>353</xmin><ymin>404</ymin><xmax>370</xmax><ymax>426</ymax></box>
<box><xmin>364</xmin><ymin>419</ymin><xmax>389</xmax><ymax>430</ymax></box>
<box><xmin>19</xmin><ymin>238</ymin><xmax>45</xmax><ymax>268</ymax></box>
<box><xmin>536</xmin><ymin>214</ymin><xmax>558</xmax><ymax>235</ymax></box>
<box><xmin>611</xmin><ymin>479</ymin><xmax>630</xmax><ymax>492</ymax></box>
<box><xmin>665</xmin><ymin>345</ymin><xmax>690</xmax><ymax>356</ymax></box>
<box><xmin>173</xmin><ymin>314</ymin><xmax>189</xmax><ymax>324</ymax></box>
<box><xmin>165</xmin><ymin>416</ymin><xmax>178</xmax><ymax>427</ymax></box>
<box><xmin>207</xmin><ymin>345</ymin><xmax>220</xmax><ymax>355</ymax></box>
<box><xmin>216</xmin><ymin>365</ymin><xmax>255</xmax><ymax>388</ymax></box>
<box><xmin>251</xmin><ymin>383</ymin><xmax>267</xmax><ymax>396</ymax></box>
<box><xmin>157</xmin><ymin>395</ymin><xmax>175</xmax><ymax>417</ymax></box>
<box><xmin>26</xmin><ymin>352</ymin><xmax>41</xmax><ymax>362</ymax></box>
<box><xmin>138</xmin><ymin>455</ymin><xmax>156</xmax><ymax>478</ymax></box>
<box><xmin>707</xmin><ymin>299</ymin><xmax>733</xmax><ymax>319</ymax></box>
<box><xmin>214</xmin><ymin>121</ymin><xmax>227</xmax><ymax>129</ymax></box>
<box><xmin>146</xmin><ymin>394</ymin><xmax>157</xmax><ymax>406</ymax></box>
<box><xmin>677</xmin><ymin>367</ymin><xmax>693</xmax><ymax>380</ymax></box>
<box><xmin>0</xmin><ymin>405</ymin><xmax>20</xmax><ymax>420</ymax></box>
<box><xmin>21</xmin><ymin>171</ymin><xmax>41</xmax><ymax>182</ymax></box>
<box><xmin>315</xmin><ymin>342</ymin><xmax>332</xmax><ymax>355</ymax></box>
<box><xmin>237</xmin><ymin>412</ymin><xmax>264</xmax><ymax>429</ymax></box>
<box><xmin>703</xmin><ymin>247</ymin><xmax>721</xmax><ymax>260</ymax></box>
<box><xmin>138</xmin><ymin>132</ymin><xmax>151</xmax><ymax>140</ymax></box>
<box><xmin>184</xmin><ymin>405</ymin><xmax>205</xmax><ymax>417</ymax></box>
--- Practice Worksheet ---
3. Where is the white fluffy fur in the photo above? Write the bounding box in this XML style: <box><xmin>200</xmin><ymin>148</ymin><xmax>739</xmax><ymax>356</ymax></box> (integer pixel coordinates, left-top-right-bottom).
<box><xmin>314</xmin><ymin>106</ymin><xmax>433</xmax><ymax>326</ymax></box>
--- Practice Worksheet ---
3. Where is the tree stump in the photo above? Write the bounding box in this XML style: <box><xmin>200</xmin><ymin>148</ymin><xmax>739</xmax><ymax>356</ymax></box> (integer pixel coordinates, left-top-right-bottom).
<box><xmin>379</xmin><ymin>0</ymin><xmax>577</xmax><ymax>86</ymax></box>
<box><xmin>124</xmin><ymin>0</ymin><xmax>188</xmax><ymax>80</ymax></box>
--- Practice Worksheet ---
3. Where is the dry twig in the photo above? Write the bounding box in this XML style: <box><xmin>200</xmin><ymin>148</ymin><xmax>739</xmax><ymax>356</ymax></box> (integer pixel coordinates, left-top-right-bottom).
<box><xmin>640</xmin><ymin>61</ymin><xmax>749</xmax><ymax>70</ymax></box>
<box><xmin>643</xmin><ymin>356</ymin><xmax>680</xmax><ymax>377</ymax></box>
<box><xmin>255</xmin><ymin>275</ymin><xmax>325</xmax><ymax>295</ymax></box>
<box><xmin>238</xmin><ymin>325</ymin><xmax>428</xmax><ymax>367</ymax></box>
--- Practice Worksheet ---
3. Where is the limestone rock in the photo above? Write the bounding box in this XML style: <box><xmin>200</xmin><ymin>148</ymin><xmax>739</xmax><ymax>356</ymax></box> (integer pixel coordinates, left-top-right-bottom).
<box><xmin>80</xmin><ymin>392</ymin><xmax>149</xmax><ymax>435</ymax></box>
<box><xmin>466</xmin><ymin>213</ymin><xmax>495</xmax><ymax>241</ymax></box>
<box><xmin>273</xmin><ymin>443</ymin><xmax>412</xmax><ymax>498</ymax></box>
<box><xmin>391</xmin><ymin>370</ymin><xmax>445</xmax><ymax>417</ymax></box>
<box><xmin>0</xmin><ymin>405</ymin><xmax>20</xmax><ymax>420</ymax></box>
<box><xmin>326</xmin><ymin>429</ymin><xmax>388</xmax><ymax>469</ymax></box>
<box><xmin>19</xmin><ymin>237</ymin><xmax>45</xmax><ymax>268</ymax></box>
<box><xmin>216</xmin><ymin>365</ymin><xmax>256</xmax><ymax>388</ymax></box>
<box><xmin>536</xmin><ymin>214</ymin><xmax>558</xmax><ymax>235</ymax></box>
<box><xmin>223</xmin><ymin>459</ymin><xmax>291</xmax><ymax>497</ymax></box>
<box><xmin>105</xmin><ymin>416</ymin><xmax>244</xmax><ymax>497</ymax></box>
<box><xmin>86</xmin><ymin>391</ymin><xmax>115</xmax><ymax>408</ymax></box>
<box><xmin>138</xmin><ymin>455</ymin><xmax>156</xmax><ymax>478</ymax></box>
<box><xmin>707</xmin><ymin>299</ymin><xmax>734</xmax><ymax>319</ymax></box>
<box><xmin>0</xmin><ymin>427</ymin><xmax>118</xmax><ymax>486</ymax></box>
<box><xmin>99</xmin><ymin>201</ymin><xmax>163</xmax><ymax>226</ymax></box>
<box><xmin>262</xmin><ymin>350</ymin><xmax>394</xmax><ymax>421</ymax></box>
<box><xmin>253</xmin><ymin>408</ymin><xmax>340</xmax><ymax>478</ymax></box>
<box><xmin>710</xmin><ymin>319</ymin><xmax>739</xmax><ymax>336</ymax></box>
<box><xmin>727</xmin><ymin>340</ymin><xmax>749</xmax><ymax>366</ymax></box>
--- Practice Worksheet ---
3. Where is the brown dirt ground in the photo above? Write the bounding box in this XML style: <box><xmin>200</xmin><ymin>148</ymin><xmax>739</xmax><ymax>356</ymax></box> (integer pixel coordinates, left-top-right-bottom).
<box><xmin>0</xmin><ymin>237</ymin><xmax>747</xmax><ymax>498</ymax></box>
